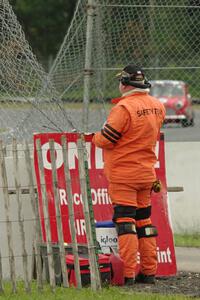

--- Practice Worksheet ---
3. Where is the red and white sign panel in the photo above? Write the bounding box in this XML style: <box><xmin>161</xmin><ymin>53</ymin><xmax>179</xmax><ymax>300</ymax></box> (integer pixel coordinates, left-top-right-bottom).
<box><xmin>34</xmin><ymin>132</ymin><xmax>177</xmax><ymax>276</ymax></box>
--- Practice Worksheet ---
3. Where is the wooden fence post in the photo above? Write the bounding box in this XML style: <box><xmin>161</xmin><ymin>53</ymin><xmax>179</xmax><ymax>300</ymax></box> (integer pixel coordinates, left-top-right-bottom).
<box><xmin>77</xmin><ymin>136</ymin><xmax>101</xmax><ymax>291</ymax></box>
<box><xmin>36</xmin><ymin>139</ymin><xmax>56</xmax><ymax>291</ymax></box>
<box><xmin>0</xmin><ymin>141</ymin><xmax>17</xmax><ymax>293</ymax></box>
<box><xmin>24</xmin><ymin>141</ymin><xmax>43</xmax><ymax>290</ymax></box>
<box><xmin>12</xmin><ymin>139</ymin><xmax>30</xmax><ymax>293</ymax></box>
<box><xmin>61</xmin><ymin>135</ymin><xmax>82</xmax><ymax>289</ymax></box>
<box><xmin>49</xmin><ymin>139</ymin><xmax>69</xmax><ymax>288</ymax></box>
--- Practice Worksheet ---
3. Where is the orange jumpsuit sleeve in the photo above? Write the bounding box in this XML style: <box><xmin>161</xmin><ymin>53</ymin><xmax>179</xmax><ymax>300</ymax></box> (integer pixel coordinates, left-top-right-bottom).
<box><xmin>92</xmin><ymin>105</ymin><xmax>130</xmax><ymax>149</ymax></box>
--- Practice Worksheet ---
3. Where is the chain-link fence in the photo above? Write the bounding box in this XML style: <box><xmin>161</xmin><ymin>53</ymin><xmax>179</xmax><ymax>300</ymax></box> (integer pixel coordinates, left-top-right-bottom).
<box><xmin>0</xmin><ymin>0</ymin><xmax>77</xmax><ymax>143</ymax></box>
<box><xmin>1</xmin><ymin>0</ymin><xmax>200</xmax><ymax>141</ymax></box>
<box><xmin>49</xmin><ymin>0</ymin><xmax>200</xmax><ymax>141</ymax></box>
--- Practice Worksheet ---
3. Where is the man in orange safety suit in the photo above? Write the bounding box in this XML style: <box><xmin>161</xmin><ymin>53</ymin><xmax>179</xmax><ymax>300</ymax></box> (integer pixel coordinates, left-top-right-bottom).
<box><xmin>92</xmin><ymin>64</ymin><xmax>166</xmax><ymax>285</ymax></box>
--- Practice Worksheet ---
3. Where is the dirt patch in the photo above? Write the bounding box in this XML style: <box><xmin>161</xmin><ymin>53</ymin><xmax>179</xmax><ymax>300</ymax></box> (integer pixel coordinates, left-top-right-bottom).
<box><xmin>126</xmin><ymin>272</ymin><xmax>200</xmax><ymax>298</ymax></box>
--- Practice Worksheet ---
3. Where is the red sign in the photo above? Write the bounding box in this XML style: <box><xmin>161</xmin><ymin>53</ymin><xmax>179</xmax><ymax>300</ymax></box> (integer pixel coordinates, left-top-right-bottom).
<box><xmin>34</xmin><ymin>132</ymin><xmax>177</xmax><ymax>276</ymax></box>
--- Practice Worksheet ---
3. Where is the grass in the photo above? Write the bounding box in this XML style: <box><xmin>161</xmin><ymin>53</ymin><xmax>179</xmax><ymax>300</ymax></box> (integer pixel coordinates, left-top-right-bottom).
<box><xmin>1</xmin><ymin>234</ymin><xmax>200</xmax><ymax>299</ymax></box>
<box><xmin>0</xmin><ymin>100</ymin><xmax>113</xmax><ymax>111</ymax></box>
<box><xmin>0</xmin><ymin>282</ymin><xmax>198</xmax><ymax>300</ymax></box>
<box><xmin>192</xmin><ymin>104</ymin><xmax>200</xmax><ymax>110</ymax></box>
<box><xmin>174</xmin><ymin>233</ymin><xmax>200</xmax><ymax>247</ymax></box>
<box><xmin>0</xmin><ymin>98</ymin><xmax>199</xmax><ymax>111</ymax></box>
<box><xmin>0</xmin><ymin>128</ymin><xmax>7</xmax><ymax>133</ymax></box>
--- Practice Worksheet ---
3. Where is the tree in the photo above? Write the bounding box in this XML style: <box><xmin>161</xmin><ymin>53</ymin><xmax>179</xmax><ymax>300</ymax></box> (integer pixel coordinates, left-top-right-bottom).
<box><xmin>10</xmin><ymin>0</ymin><xmax>77</xmax><ymax>69</ymax></box>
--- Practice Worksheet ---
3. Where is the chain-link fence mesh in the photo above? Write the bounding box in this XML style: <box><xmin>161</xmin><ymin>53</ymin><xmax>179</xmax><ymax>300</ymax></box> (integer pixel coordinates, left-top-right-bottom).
<box><xmin>1</xmin><ymin>0</ymin><xmax>200</xmax><ymax>142</ymax></box>
<box><xmin>49</xmin><ymin>0</ymin><xmax>200</xmax><ymax>140</ymax></box>
<box><xmin>0</xmin><ymin>0</ymin><xmax>77</xmax><ymax>143</ymax></box>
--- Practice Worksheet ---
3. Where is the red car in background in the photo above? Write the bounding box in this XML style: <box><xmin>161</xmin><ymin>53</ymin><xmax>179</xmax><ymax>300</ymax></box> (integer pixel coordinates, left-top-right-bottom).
<box><xmin>150</xmin><ymin>80</ymin><xmax>194</xmax><ymax>126</ymax></box>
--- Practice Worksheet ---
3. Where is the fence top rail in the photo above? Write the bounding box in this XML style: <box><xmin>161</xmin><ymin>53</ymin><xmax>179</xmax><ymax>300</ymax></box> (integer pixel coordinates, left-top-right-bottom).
<box><xmin>95</xmin><ymin>4</ymin><xmax>200</xmax><ymax>9</ymax></box>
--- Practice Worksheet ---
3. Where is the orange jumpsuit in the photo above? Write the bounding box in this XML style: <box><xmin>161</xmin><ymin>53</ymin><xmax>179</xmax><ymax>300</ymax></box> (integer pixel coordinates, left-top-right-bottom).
<box><xmin>92</xmin><ymin>90</ymin><xmax>165</xmax><ymax>279</ymax></box>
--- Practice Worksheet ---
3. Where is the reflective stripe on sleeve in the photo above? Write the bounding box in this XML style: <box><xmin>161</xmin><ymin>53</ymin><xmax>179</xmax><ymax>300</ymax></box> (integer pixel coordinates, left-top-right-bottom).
<box><xmin>105</xmin><ymin>124</ymin><xmax>122</xmax><ymax>138</ymax></box>
<box><xmin>101</xmin><ymin>129</ymin><xmax>117</xmax><ymax>144</ymax></box>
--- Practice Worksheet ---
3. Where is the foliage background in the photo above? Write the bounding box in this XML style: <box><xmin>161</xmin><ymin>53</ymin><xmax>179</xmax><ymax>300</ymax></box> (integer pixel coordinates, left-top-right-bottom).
<box><xmin>10</xmin><ymin>0</ymin><xmax>78</xmax><ymax>69</ymax></box>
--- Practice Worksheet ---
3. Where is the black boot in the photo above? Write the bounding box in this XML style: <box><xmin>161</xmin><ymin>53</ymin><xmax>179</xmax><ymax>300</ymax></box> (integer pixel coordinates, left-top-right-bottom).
<box><xmin>135</xmin><ymin>272</ymin><xmax>155</xmax><ymax>284</ymax></box>
<box><xmin>124</xmin><ymin>277</ymin><xmax>134</xmax><ymax>286</ymax></box>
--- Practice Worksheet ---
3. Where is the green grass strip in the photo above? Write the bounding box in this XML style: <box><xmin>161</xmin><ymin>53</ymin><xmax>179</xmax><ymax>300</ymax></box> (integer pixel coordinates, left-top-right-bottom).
<box><xmin>174</xmin><ymin>233</ymin><xmax>200</xmax><ymax>247</ymax></box>
<box><xmin>0</xmin><ymin>283</ymin><xmax>199</xmax><ymax>300</ymax></box>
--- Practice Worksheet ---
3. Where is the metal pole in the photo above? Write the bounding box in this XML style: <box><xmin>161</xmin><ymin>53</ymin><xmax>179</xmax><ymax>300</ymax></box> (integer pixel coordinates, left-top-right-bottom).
<box><xmin>82</xmin><ymin>0</ymin><xmax>96</xmax><ymax>132</ymax></box>
<box><xmin>95</xmin><ymin>6</ymin><xmax>107</xmax><ymax>119</ymax></box>
<box><xmin>149</xmin><ymin>0</ymin><xmax>159</xmax><ymax>79</ymax></box>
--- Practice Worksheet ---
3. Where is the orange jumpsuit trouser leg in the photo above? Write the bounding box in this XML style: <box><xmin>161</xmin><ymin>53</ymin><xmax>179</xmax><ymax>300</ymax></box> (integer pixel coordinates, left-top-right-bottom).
<box><xmin>136</xmin><ymin>218</ymin><xmax>157</xmax><ymax>275</ymax></box>
<box><xmin>135</xmin><ymin>185</ymin><xmax>158</xmax><ymax>279</ymax></box>
<box><xmin>109</xmin><ymin>183</ymin><xmax>138</xmax><ymax>279</ymax></box>
<box><xmin>117</xmin><ymin>217</ymin><xmax>138</xmax><ymax>278</ymax></box>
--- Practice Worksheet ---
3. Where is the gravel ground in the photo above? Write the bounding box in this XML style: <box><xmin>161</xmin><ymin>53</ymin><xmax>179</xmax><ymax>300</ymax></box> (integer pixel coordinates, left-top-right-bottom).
<box><xmin>126</xmin><ymin>272</ymin><xmax>200</xmax><ymax>298</ymax></box>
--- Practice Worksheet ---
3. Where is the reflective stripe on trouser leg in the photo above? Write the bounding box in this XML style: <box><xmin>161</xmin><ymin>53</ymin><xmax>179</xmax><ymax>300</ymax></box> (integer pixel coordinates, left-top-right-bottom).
<box><xmin>136</xmin><ymin>224</ymin><xmax>158</xmax><ymax>276</ymax></box>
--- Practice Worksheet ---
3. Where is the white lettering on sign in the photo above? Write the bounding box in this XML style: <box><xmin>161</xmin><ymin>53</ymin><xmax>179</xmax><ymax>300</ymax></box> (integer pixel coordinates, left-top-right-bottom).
<box><xmin>73</xmin><ymin>193</ymin><xmax>83</xmax><ymax>205</ymax></box>
<box><xmin>75</xmin><ymin>219</ymin><xmax>86</xmax><ymax>236</ymax></box>
<box><xmin>138</xmin><ymin>247</ymin><xmax>172</xmax><ymax>264</ymax></box>
<box><xmin>41</xmin><ymin>141</ymin><xmax>103</xmax><ymax>170</ymax></box>
<box><xmin>41</xmin><ymin>140</ymin><xmax>160</xmax><ymax>170</ymax></box>
<box><xmin>68</xmin><ymin>142</ymin><xmax>78</xmax><ymax>170</ymax></box>
<box><xmin>41</xmin><ymin>142</ymin><xmax>63</xmax><ymax>170</ymax></box>
<box><xmin>95</xmin><ymin>146</ymin><xmax>104</xmax><ymax>169</ymax></box>
<box><xmin>59</xmin><ymin>189</ymin><xmax>67</xmax><ymax>205</ymax></box>
<box><xmin>157</xmin><ymin>247</ymin><xmax>172</xmax><ymax>263</ymax></box>
<box><xmin>86</xmin><ymin>142</ymin><xmax>91</xmax><ymax>169</ymax></box>
<box><xmin>74</xmin><ymin>219</ymin><xmax>102</xmax><ymax>236</ymax></box>
<box><xmin>91</xmin><ymin>188</ymin><xmax>111</xmax><ymax>205</ymax></box>
<box><xmin>59</xmin><ymin>188</ymin><xmax>111</xmax><ymax>206</ymax></box>
<box><xmin>67</xmin><ymin>142</ymin><xmax>92</xmax><ymax>169</ymax></box>
<box><xmin>154</xmin><ymin>141</ymin><xmax>160</xmax><ymax>168</ymax></box>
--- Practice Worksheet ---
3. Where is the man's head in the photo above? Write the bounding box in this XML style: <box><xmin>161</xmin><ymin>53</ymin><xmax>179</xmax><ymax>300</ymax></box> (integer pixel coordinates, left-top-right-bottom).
<box><xmin>117</xmin><ymin>64</ymin><xmax>151</xmax><ymax>94</ymax></box>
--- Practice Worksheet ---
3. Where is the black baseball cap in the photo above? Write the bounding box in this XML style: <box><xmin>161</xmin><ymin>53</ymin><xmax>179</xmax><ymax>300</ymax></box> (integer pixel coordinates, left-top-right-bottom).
<box><xmin>117</xmin><ymin>64</ymin><xmax>145</xmax><ymax>81</ymax></box>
